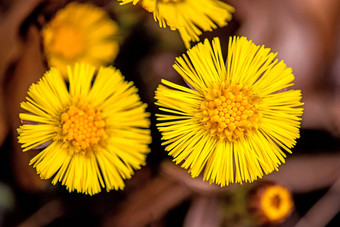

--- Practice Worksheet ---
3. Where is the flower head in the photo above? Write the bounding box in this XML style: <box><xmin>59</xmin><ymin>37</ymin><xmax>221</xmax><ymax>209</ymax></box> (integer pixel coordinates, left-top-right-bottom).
<box><xmin>118</xmin><ymin>0</ymin><xmax>234</xmax><ymax>48</ymax></box>
<box><xmin>17</xmin><ymin>63</ymin><xmax>151</xmax><ymax>195</ymax></box>
<box><xmin>42</xmin><ymin>2</ymin><xmax>119</xmax><ymax>75</ymax></box>
<box><xmin>249</xmin><ymin>183</ymin><xmax>294</xmax><ymax>224</ymax></box>
<box><xmin>155</xmin><ymin>36</ymin><xmax>303</xmax><ymax>186</ymax></box>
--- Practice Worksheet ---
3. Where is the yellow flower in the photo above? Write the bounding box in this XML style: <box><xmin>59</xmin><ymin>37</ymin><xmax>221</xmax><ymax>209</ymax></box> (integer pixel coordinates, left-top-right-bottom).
<box><xmin>118</xmin><ymin>0</ymin><xmax>234</xmax><ymax>48</ymax></box>
<box><xmin>249</xmin><ymin>183</ymin><xmax>294</xmax><ymax>223</ymax></box>
<box><xmin>42</xmin><ymin>2</ymin><xmax>119</xmax><ymax>75</ymax></box>
<box><xmin>259</xmin><ymin>185</ymin><xmax>294</xmax><ymax>222</ymax></box>
<box><xmin>155</xmin><ymin>37</ymin><xmax>303</xmax><ymax>186</ymax></box>
<box><xmin>17</xmin><ymin>63</ymin><xmax>151</xmax><ymax>195</ymax></box>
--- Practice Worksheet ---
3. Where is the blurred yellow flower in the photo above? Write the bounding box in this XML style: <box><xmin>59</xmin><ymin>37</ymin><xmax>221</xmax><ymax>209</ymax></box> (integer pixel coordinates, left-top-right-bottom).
<box><xmin>155</xmin><ymin>37</ymin><xmax>303</xmax><ymax>186</ymax></box>
<box><xmin>259</xmin><ymin>184</ymin><xmax>294</xmax><ymax>222</ymax></box>
<box><xmin>249</xmin><ymin>182</ymin><xmax>294</xmax><ymax>224</ymax></box>
<box><xmin>118</xmin><ymin>0</ymin><xmax>234</xmax><ymax>48</ymax></box>
<box><xmin>42</xmin><ymin>2</ymin><xmax>119</xmax><ymax>75</ymax></box>
<box><xmin>18</xmin><ymin>63</ymin><xmax>151</xmax><ymax>195</ymax></box>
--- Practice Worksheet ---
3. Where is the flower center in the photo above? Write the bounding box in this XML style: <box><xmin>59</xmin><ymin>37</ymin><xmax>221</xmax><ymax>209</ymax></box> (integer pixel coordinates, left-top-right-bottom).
<box><xmin>200</xmin><ymin>84</ymin><xmax>261</xmax><ymax>141</ymax></box>
<box><xmin>51</xmin><ymin>26</ymin><xmax>86</xmax><ymax>59</ymax></box>
<box><xmin>158</xmin><ymin>0</ymin><xmax>182</xmax><ymax>3</ymax></box>
<box><xmin>61</xmin><ymin>103</ymin><xmax>105</xmax><ymax>151</ymax></box>
<box><xmin>270</xmin><ymin>194</ymin><xmax>282</xmax><ymax>209</ymax></box>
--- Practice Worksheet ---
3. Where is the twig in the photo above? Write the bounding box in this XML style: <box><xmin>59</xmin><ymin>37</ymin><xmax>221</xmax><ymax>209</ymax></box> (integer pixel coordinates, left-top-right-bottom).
<box><xmin>18</xmin><ymin>200</ymin><xmax>64</xmax><ymax>227</ymax></box>
<box><xmin>295</xmin><ymin>177</ymin><xmax>340</xmax><ymax>227</ymax></box>
<box><xmin>183</xmin><ymin>195</ymin><xmax>220</xmax><ymax>227</ymax></box>
<box><xmin>264</xmin><ymin>153</ymin><xmax>340</xmax><ymax>193</ymax></box>
<box><xmin>103</xmin><ymin>175</ymin><xmax>192</xmax><ymax>227</ymax></box>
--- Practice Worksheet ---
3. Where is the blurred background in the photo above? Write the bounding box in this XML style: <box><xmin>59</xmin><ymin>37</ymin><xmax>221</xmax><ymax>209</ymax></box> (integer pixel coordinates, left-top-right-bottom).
<box><xmin>0</xmin><ymin>0</ymin><xmax>339</xmax><ymax>226</ymax></box>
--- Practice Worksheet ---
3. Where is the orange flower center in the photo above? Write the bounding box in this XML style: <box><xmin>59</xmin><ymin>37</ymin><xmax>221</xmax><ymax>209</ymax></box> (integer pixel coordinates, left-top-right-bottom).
<box><xmin>142</xmin><ymin>0</ymin><xmax>182</xmax><ymax>12</ymax></box>
<box><xmin>159</xmin><ymin>0</ymin><xmax>182</xmax><ymax>3</ymax></box>
<box><xmin>271</xmin><ymin>194</ymin><xmax>282</xmax><ymax>209</ymax></box>
<box><xmin>200</xmin><ymin>84</ymin><xmax>261</xmax><ymax>141</ymax></box>
<box><xmin>51</xmin><ymin>26</ymin><xmax>86</xmax><ymax>59</ymax></box>
<box><xmin>61</xmin><ymin>103</ymin><xmax>105</xmax><ymax>151</ymax></box>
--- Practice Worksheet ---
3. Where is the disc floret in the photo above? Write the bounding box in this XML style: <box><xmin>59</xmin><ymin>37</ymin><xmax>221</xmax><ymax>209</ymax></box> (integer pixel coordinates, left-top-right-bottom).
<box><xmin>200</xmin><ymin>83</ymin><xmax>261</xmax><ymax>141</ymax></box>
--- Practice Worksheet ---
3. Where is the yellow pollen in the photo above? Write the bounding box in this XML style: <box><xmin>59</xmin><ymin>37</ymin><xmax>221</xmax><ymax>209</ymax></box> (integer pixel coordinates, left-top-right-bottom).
<box><xmin>200</xmin><ymin>84</ymin><xmax>261</xmax><ymax>141</ymax></box>
<box><xmin>61</xmin><ymin>103</ymin><xmax>105</xmax><ymax>152</ymax></box>
<box><xmin>51</xmin><ymin>26</ymin><xmax>86</xmax><ymax>59</ymax></box>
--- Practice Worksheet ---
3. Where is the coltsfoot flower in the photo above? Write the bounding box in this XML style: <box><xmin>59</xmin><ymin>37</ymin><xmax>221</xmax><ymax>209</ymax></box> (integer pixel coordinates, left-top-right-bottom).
<box><xmin>18</xmin><ymin>63</ymin><xmax>151</xmax><ymax>195</ymax></box>
<box><xmin>42</xmin><ymin>2</ymin><xmax>119</xmax><ymax>75</ymax></box>
<box><xmin>249</xmin><ymin>182</ymin><xmax>294</xmax><ymax>224</ymax></box>
<box><xmin>155</xmin><ymin>36</ymin><xmax>303</xmax><ymax>186</ymax></box>
<box><xmin>118</xmin><ymin>0</ymin><xmax>234</xmax><ymax>48</ymax></box>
